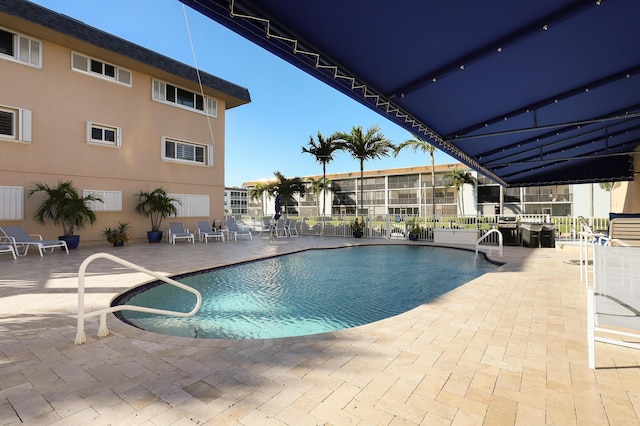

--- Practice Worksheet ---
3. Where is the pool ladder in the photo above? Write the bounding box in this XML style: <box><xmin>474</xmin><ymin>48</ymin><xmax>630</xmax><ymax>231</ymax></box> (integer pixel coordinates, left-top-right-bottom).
<box><xmin>475</xmin><ymin>229</ymin><xmax>503</xmax><ymax>257</ymax></box>
<box><xmin>75</xmin><ymin>253</ymin><xmax>202</xmax><ymax>345</ymax></box>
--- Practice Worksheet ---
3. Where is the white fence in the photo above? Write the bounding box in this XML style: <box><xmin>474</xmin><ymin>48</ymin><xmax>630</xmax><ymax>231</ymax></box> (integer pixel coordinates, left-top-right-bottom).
<box><xmin>237</xmin><ymin>214</ymin><xmax>608</xmax><ymax>244</ymax></box>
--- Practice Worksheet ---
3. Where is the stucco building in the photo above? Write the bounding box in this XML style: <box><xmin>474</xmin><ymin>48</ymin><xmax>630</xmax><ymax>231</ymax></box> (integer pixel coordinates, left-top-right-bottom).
<box><xmin>0</xmin><ymin>0</ymin><xmax>250</xmax><ymax>242</ymax></box>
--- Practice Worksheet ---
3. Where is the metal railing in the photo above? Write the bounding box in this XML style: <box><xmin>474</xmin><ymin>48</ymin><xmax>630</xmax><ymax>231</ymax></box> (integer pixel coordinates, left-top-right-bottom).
<box><xmin>476</xmin><ymin>229</ymin><xmax>503</xmax><ymax>257</ymax></box>
<box><xmin>238</xmin><ymin>214</ymin><xmax>610</xmax><ymax>243</ymax></box>
<box><xmin>75</xmin><ymin>253</ymin><xmax>202</xmax><ymax>345</ymax></box>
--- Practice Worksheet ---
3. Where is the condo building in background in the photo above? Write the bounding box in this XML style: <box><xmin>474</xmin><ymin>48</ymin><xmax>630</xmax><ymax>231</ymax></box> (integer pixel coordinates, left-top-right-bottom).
<box><xmin>243</xmin><ymin>164</ymin><xmax>612</xmax><ymax>219</ymax></box>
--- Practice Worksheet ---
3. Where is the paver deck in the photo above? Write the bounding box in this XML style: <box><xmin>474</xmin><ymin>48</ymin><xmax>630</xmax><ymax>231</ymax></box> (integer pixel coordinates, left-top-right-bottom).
<box><xmin>1</xmin><ymin>236</ymin><xmax>639</xmax><ymax>425</ymax></box>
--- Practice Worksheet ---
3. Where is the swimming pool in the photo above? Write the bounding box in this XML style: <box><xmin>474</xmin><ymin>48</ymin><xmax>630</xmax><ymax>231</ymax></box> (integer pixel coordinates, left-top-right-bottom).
<box><xmin>113</xmin><ymin>245</ymin><xmax>498</xmax><ymax>339</ymax></box>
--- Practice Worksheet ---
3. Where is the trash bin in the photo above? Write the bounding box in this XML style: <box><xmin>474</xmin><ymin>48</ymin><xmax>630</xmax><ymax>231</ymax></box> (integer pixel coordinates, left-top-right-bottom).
<box><xmin>540</xmin><ymin>223</ymin><xmax>556</xmax><ymax>248</ymax></box>
<box><xmin>521</xmin><ymin>223</ymin><xmax>542</xmax><ymax>248</ymax></box>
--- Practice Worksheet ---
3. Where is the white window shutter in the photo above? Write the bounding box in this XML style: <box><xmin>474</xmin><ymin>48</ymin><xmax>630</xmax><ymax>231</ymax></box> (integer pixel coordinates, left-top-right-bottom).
<box><xmin>208</xmin><ymin>145</ymin><xmax>214</xmax><ymax>166</ymax></box>
<box><xmin>20</xmin><ymin>108</ymin><xmax>32</xmax><ymax>142</ymax></box>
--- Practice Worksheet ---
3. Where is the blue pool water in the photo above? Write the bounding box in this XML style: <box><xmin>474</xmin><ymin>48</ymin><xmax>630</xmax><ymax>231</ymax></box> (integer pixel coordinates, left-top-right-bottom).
<box><xmin>114</xmin><ymin>245</ymin><xmax>498</xmax><ymax>339</ymax></box>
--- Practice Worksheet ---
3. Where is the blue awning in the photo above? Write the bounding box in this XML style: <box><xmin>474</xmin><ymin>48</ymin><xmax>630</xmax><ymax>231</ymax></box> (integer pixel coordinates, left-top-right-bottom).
<box><xmin>180</xmin><ymin>0</ymin><xmax>640</xmax><ymax>186</ymax></box>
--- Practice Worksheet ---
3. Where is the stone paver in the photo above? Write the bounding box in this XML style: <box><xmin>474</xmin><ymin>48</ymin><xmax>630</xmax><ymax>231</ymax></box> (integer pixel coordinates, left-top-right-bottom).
<box><xmin>1</xmin><ymin>236</ymin><xmax>639</xmax><ymax>425</ymax></box>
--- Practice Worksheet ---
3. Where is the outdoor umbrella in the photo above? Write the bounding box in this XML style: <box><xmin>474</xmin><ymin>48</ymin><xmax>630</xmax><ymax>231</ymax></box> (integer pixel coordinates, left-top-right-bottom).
<box><xmin>274</xmin><ymin>194</ymin><xmax>281</xmax><ymax>220</ymax></box>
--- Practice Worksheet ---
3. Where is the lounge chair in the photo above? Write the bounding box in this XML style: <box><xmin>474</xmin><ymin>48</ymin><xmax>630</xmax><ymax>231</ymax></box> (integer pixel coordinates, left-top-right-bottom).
<box><xmin>273</xmin><ymin>219</ymin><xmax>288</xmax><ymax>238</ymax></box>
<box><xmin>607</xmin><ymin>217</ymin><xmax>640</xmax><ymax>247</ymax></box>
<box><xmin>196</xmin><ymin>221</ymin><xmax>225</xmax><ymax>243</ymax></box>
<box><xmin>0</xmin><ymin>243</ymin><xmax>16</xmax><ymax>260</ymax></box>
<box><xmin>225</xmin><ymin>219</ymin><xmax>252</xmax><ymax>241</ymax></box>
<box><xmin>0</xmin><ymin>225</ymin><xmax>68</xmax><ymax>256</ymax></box>
<box><xmin>258</xmin><ymin>217</ymin><xmax>274</xmax><ymax>238</ymax></box>
<box><xmin>167</xmin><ymin>222</ymin><xmax>194</xmax><ymax>244</ymax></box>
<box><xmin>286</xmin><ymin>219</ymin><xmax>299</xmax><ymax>237</ymax></box>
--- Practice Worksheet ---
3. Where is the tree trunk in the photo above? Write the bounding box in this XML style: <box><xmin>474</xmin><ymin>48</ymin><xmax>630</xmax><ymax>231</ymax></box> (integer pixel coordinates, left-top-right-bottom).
<box><xmin>359</xmin><ymin>159</ymin><xmax>364</xmax><ymax>217</ymax></box>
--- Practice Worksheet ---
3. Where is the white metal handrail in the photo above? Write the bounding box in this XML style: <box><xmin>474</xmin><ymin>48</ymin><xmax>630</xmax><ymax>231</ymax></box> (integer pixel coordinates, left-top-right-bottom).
<box><xmin>75</xmin><ymin>252</ymin><xmax>202</xmax><ymax>345</ymax></box>
<box><xmin>475</xmin><ymin>228</ymin><xmax>503</xmax><ymax>257</ymax></box>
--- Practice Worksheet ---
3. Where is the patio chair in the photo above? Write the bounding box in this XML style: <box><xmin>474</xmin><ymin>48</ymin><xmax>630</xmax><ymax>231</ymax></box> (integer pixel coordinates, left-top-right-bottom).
<box><xmin>225</xmin><ymin>219</ymin><xmax>252</xmax><ymax>241</ymax></box>
<box><xmin>196</xmin><ymin>221</ymin><xmax>225</xmax><ymax>243</ymax></box>
<box><xmin>274</xmin><ymin>218</ymin><xmax>288</xmax><ymax>238</ymax></box>
<box><xmin>577</xmin><ymin>216</ymin><xmax>608</xmax><ymax>245</ymax></box>
<box><xmin>167</xmin><ymin>222</ymin><xmax>194</xmax><ymax>244</ymax></box>
<box><xmin>0</xmin><ymin>243</ymin><xmax>16</xmax><ymax>260</ymax></box>
<box><xmin>286</xmin><ymin>219</ymin><xmax>299</xmax><ymax>237</ymax></box>
<box><xmin>607</xmin><ymin>217</ymin><xmax>640</xmax><ymax>247</ymax></box>
<box><xmin>0</xmin><ymin>225</ymin><xmax>68</xmax><ymax>257</ymax></box>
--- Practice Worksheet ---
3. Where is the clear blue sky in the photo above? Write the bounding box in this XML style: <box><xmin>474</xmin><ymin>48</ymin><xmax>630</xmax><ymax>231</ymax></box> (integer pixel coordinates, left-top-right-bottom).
<box><xmin>30</xmin><ymin>0</ymin><xmax>456</xmax><ymax>187</ymax></box>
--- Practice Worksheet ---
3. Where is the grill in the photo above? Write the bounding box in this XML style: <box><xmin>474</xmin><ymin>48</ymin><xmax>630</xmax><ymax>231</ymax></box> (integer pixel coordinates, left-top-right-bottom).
<box><xmin>497</xmin><ymin>216</ymin><xmax>520</xmax><ymax>245</ymax></box>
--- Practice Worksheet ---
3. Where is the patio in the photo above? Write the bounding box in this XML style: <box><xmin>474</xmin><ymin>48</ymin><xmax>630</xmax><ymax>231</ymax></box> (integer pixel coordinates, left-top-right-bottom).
<box><xmin>1</xmin><ymin>236</ymin><xmax>640</xmax><ymax>425</ymax></box>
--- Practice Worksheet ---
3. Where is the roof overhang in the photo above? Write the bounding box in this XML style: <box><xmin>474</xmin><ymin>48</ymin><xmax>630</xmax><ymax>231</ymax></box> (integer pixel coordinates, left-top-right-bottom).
<box><xmin>180</xmin><ymin>0</ymin><xmax>640</xmax><ymax>186</ymax></box>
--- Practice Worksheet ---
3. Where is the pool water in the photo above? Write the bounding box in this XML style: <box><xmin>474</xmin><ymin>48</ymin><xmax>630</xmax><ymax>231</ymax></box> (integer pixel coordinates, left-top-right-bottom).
<box><xmin>114</xmin><ymin>245</ymin><xmax>497</xmax><ymax>339</ymax></box>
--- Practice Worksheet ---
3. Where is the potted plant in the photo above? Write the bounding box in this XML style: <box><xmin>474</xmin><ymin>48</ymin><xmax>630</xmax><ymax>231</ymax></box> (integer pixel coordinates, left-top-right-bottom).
<box><xmin>408</xmin><ymin>218</ymin><xmax>421</xmax><ymax>241</ymax></box>
<box><xmin>351</xmin><ymin>218</ymin><xmax>363</xmax><ymax>238</ymax></box>
<box><xmin>28</xmin><ymin>180</ymin><xmax>102</xmax><ymax>249</ymax></box>
<box><xmin>135</xmin><ymin>187</ymin><xmax>179</xmax><ymax>243</ymax></box>
<box><xmin>102</xmin><ymin>221</ymin><xmax>132</xmax><ymax>247</ymax></box>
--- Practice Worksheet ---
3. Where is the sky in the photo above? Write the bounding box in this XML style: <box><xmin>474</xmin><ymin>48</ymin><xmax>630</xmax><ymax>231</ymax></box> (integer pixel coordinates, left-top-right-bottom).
<box><xmin>29</xmin><ymin>0</ymin><xmax>457</xmax><ymax>187</ymax></box>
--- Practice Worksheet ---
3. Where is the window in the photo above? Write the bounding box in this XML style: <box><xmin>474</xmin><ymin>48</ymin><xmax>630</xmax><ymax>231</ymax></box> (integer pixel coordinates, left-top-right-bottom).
<box><xmin>71</xmin><ymin>52</ymin><xmax>132</xmax><ymax>85</ymax></box>
<box><xmin>152</xmin><ymin>79</ymin><xmax>217</xmax><ymax>117</ymax></box>
<box><xmin>0</xmin><ymin>105</ymin><xmax>31</xmax><ymax>142</ymax></box>
<box><xmin>86</xmin><ymin>122</ymin><xmax>121</xmax><ymax>147</ymax></box>
<box><xmin>162</xmin><ymin>137</ymin><xmax>213</xmax><ymax>166</ymax></box>
<box><xmin>0</xmin><ymin>28</ymin><xmax>41</xmax><ymax>67</ymax></box>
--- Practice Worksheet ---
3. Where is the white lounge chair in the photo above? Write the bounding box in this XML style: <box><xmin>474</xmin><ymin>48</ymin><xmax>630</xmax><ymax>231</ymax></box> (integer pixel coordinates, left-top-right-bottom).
<box><xmin>258</xmin><ymin>217</ymin><xmax>274</xmax><ymax>238</ymax></box>
<box><xmin>225</xmin><ymin>219</ymin><xmax>252</xmax><ymax>241</ymax></box>
<box><xmin>0</xmin><ymin>225</ymin><xmax>68</xmax><ymax>256</ymax></box>
<box><xmin>167</xmin><ymin>222</ymin><xmax>194</xmax><ymax>244</ymax></box>
<box><xmin>196</xmin><ymin>221</ymin><xmax>225</xmax><ymax>243</ymax></box>
<box><xmin>0</xmin><ymin>243</ymin><xmax>16</xmax><ymax>260</ymax></box>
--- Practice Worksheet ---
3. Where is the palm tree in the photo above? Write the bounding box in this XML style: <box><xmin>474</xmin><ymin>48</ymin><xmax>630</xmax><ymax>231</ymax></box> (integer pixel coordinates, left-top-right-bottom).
<box><xmin>445</xmin><ymin>167</ymin><xmax>477</xmax><ymax>217</ymax></box>
<box><xmin>336</xmin><ymin>125</ymin><xmax>394</xmax><ymax>216</ymax></box>
<box><xmin>248</xmin><ymin>182</ymin><xmax>268</xmax><ymax>217</ymax></box>
<box><xmin>307</xmin><ymin>176</ymin><xmax>331</xmax><ymax>217</ymax></box>
<box><xmin>266</xmin><ymin>171</ymin><xmax>307</xmax><ymax>217</ymax></box>
<box><xmin>29</xmin><ymin>180</ymin><xmax>103</xmax><ymax>237</ymax></box>
<box><xmin>393</xmin><ymin>137</ymin><xmax>437</xmax><ymax>217</ymax></box>
<box><xmin>134</xmin><ymin>187</ymin><xmax>180</xmax><ymax>233</ymax></box>
<box><xmin>301</xmin><ymin>132</ymin><xmax>343</xmax><ymax>222</ymax></box>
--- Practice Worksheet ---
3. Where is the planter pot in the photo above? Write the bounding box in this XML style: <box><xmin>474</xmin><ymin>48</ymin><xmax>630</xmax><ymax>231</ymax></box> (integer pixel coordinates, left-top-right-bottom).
<box><xmin>113</xmin><ymin>241</ymin><xmax>124</xmax><ymax>247</ymax></box>
<box><xmin>59</xmin><ymin>235</ymin><xmax>80</xmax><ymax>249</ymax></box>
<box><xmin>146</xmin><ymin>230</ymin><xmax>163</xmax><ymax>243</ymax></box>
<box><xmin>409</xmin><ymin>234</ymin><xmax>418</xmax><ymax>241</ymax></box>
<box><xmin>353</xmin><ymin>231</ymin><xmax>363</xmax><ymax>238</ymax></box>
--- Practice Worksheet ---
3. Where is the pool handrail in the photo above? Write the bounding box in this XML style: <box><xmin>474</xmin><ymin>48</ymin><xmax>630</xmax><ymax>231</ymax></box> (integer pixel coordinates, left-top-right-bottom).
<box><xmin>75</xmin><ymin>252</ymin><xmax>202</xmax><ymax>345</ymax></box>
<box><xmin>476</xmin><ymin>228</ymin><xmax>503</xmax><ymax>257</ymax></box>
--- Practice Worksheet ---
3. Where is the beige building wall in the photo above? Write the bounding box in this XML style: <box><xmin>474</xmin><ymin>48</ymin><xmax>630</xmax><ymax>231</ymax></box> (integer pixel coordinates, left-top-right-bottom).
<box><xmin>0</xmin><ymin>7</ymin><xmax>248</xmax><ymax>243</ymax></box>
<box><xmin>611</xmin><ymin>145</ymin><xmax>640</xmax><ymax>213</ymax></box>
